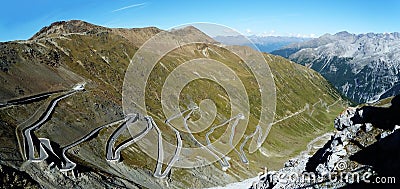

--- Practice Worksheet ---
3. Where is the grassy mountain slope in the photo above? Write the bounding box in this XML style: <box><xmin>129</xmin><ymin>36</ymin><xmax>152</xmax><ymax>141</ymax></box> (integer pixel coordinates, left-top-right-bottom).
<box><xmin>0</xmin><ymin>20</ymin><xmax>347</xmax><ymax>188</ymax></box>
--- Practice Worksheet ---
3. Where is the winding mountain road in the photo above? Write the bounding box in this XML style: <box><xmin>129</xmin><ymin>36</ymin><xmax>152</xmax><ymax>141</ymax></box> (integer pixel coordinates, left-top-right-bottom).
<box><xmin>239</xmin><ymin>125</ymin><xmax>262</xmax><ymax>164</ymax></box>
<box><xmin>104</xmin><ymin>107</ymin><xmax>193</xmax><ymax>178</ymax></box>
<box><xmin>60</xmin><ymin>117</ymin><xmax>127</xmax><ymax>171</ymax></box>
<box><xmin>228</xmin><ymin>113</ymin><xmax>245</xmax><ymax>163</ymax></box>
<box><xmin>236</xmin><ymin>99</ymin><xmax>342</xmax><ymax>165</ymax></box>
<box><xmin>184</xmin><ymin>108</ymin><xmax>246</xmax><ymax>171</ymax></box>
<box><xmin>150</xmin><ymin>115</ymin><xmax>183</xmax><ymax>178</ymax></box>
<box><xmin>300</xmin><ymin>132</ymin><xmax>334</xmax><ymax>158</ymax></box>
<box><xmin>13</xmin><ymin>80</ymin><xmax>343</xmax><ymax>177</ymax></box>
<box><xmin>152</xmin><ymin>107</ymin><xmax>200</xmax><ymax>178</ymax></box>
<box><xmin>23</xmin><ymin>91</ymin><xmax>78</xmax><ymax>161</ymax></box>
<box><xmin>0</xmin><ymin>90</ymin><xmax>65</xmax><ymax>109</ymax></box>
<box><xmin>105</xmin><ymin>114</ymin><xmax>139</xmax><ymax>162</ymax></box>
<box><xmin>205</xmin><ymin>113</ymin><xmax>245</xmax><ymax>169</ymax></box>
<box><xmin>18</xmin><ymin>83</ymin><xmax>84</xmax><ymax>164</ymax></box>
<box><xmin>110</xmin><ymin>116</ymin><xmax>152</xmax><ymax>162</ymax></box>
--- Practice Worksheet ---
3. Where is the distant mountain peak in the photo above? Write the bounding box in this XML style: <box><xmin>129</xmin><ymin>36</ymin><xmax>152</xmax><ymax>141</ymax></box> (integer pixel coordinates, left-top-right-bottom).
<box><xmin>320</xmin><ymin>33</ymin><xmax>332</xmax><ymax>38</ymax></box>
<box><xmin>168</xmin><ymin>25</ymin><xmax>216</xmax><ymax>44</ymax></box>
<box><xmin>334</xmin><ymin>31</ymin><xmax>352</xmax><ymax>37</ymax></box>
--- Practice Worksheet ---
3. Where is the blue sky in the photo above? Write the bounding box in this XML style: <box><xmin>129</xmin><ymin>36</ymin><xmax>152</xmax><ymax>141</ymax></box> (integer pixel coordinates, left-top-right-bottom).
<box><xmin>1</xmin><ymin>0</ymin><xmax>400</xmax><ymax>41</ymax></box>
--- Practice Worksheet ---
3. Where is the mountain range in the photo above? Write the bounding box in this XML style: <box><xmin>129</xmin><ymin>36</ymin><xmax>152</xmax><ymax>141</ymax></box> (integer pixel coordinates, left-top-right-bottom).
<box><xmin>272</xmin><ymin>31</ymin><xmax>400</xmax><ymax>103</ymax></box>
<box><xmin>214</xmin><ymin>35</ymin><xmax>310</xmax><ymax>53</ymax></box>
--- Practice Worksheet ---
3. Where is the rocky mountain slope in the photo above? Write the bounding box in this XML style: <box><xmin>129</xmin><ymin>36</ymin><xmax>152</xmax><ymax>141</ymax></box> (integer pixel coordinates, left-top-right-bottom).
<box><xmin>252</xmin><ymin>96</ymin><xmax>400</xmax><ymax>189</ymax></box>
<box><xmin>272</xmin><ymin>31</ymin><xmax>400</xmax><ymax>103</ymax></box>
<box><xmin>0</xmin><ymin>20</ymin><xmax>347</xmax><ymax>188</ymax></box>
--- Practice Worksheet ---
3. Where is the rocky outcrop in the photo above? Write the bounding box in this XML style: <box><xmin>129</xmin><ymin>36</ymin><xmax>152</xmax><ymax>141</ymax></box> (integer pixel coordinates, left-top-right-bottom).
<box><xmin>0</xmin><ymin>164</ymin><xmax>40</xmax><ymax>188</ymax></box>
<box><xmin>252</xmin><ymin>96</ymin><xmax>400</xmax><ymax>189</ymax></box>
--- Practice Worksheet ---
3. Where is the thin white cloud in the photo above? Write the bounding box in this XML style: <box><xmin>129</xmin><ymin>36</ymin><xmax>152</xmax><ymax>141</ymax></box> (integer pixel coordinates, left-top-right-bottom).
<box><xmin>112</xmin><ymin>2</ymin><xmax>146</xmax><ymax>12</ymax></box>
<box><xmin>260</xmin><ymin>30</ymin><xmax>277</xmax><ymax>37</ymax></box>
<box><xmin>255</xmin><ymin>31</ymin><xmax>317</xmax><ymax>38</ymax></box>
